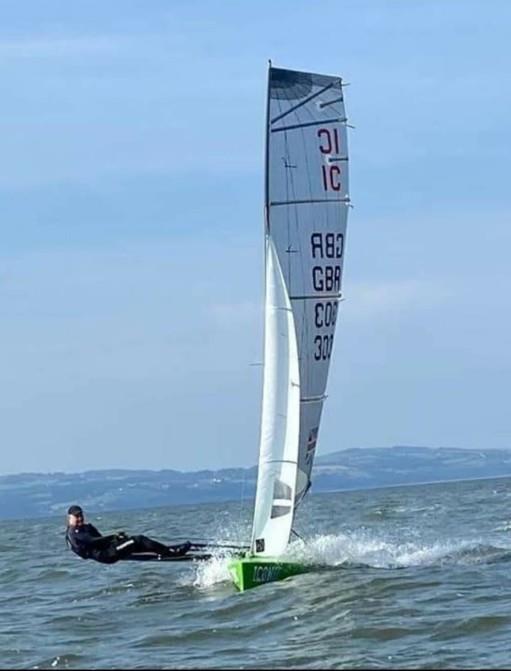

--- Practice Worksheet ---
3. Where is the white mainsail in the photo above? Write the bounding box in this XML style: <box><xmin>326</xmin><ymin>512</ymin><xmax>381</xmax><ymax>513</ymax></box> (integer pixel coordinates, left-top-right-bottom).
<box><xmin>251</xmin><ymin>65</ymin><xmax>350</xmax><ymax>557</ymax></box>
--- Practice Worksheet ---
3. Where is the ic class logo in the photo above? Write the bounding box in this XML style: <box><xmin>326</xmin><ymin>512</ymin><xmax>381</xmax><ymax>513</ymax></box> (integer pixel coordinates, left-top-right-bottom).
<box><xmin>253</xmin><ymin>565</ymin><xmax>283</xmax><ymax>583</ymax></box>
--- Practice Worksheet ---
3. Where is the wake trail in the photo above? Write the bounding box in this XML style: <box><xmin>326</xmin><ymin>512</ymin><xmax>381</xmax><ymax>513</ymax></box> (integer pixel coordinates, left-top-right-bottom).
<box><xmin>285</xmin><ymin>532</ymin><xmax>511</xmax><ymax>570</ymax></box>
<box><xmin>186</xmin><ymin>531</ymin><xmax>511</xmax><ymax>588</ymax></box>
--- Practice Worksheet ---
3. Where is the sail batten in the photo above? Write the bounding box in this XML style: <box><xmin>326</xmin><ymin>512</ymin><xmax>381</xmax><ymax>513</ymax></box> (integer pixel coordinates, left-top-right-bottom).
<box><xmin>270</xmin><ymin>198</ymin><xmax>350</xmax><ymax>206</ymax></box>
<box><xmin>251</xmin><ymin>64</ymin><xmax>350</xmax><ymax>556</ymax></box>
<box><xmin>290</xmin><ymin>294</ymin><xmax>342</xmax><ymax>300</ymax></box>
<box><xmin>271</xmin><ymin>118</ymin><xmax>344</xmax><ymax>133</ymax></box>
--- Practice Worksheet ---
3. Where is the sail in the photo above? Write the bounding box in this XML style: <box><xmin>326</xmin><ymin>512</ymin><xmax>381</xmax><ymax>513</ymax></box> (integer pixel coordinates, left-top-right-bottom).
<box><xmin>251</xmin><ymin>66</ymin><xmax>350</xmax><ymax>556</ymax></box>
<box><xmin>250</xmin><ymin>239</ymin><xmax>301</xmax><ymax>556</ymax></box>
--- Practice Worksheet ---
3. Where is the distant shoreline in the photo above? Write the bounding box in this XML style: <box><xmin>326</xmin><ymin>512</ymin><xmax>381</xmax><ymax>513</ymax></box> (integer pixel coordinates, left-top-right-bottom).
<box><xmin>2</xmin><ymin>446</ymin><xmax>511</xmax><ymax>521</ymax></box>
<box><xmin>317</xmin><ymin>471</ymin><xmax>511</xmax><ymax>495</ymax></box>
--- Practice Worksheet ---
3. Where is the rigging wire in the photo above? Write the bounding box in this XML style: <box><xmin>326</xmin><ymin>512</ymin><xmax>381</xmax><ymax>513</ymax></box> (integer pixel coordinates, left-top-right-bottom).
<box><xmin>291</xmin><ymin>528</ymin><xmax>307</xmax><ymax>544</ymax></box>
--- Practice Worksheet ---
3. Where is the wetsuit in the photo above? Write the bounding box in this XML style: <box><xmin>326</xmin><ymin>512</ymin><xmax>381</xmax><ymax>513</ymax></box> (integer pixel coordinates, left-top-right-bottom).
<box><xmin>66</xmin><ymin>523</ymin><xmax>190</xmax><ymax>564</ymax></box>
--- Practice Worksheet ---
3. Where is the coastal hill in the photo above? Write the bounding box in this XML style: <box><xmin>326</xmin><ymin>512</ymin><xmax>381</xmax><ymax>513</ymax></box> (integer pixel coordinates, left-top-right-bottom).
<box><xmin>2</xmin><ymin>446</ymin><xmax>511</xmax><ymax>520</ymax></box>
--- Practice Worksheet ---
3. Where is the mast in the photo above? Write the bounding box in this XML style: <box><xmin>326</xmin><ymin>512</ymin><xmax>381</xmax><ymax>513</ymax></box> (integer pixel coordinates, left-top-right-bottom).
<box><xmin>264</xmin><ymin>59</ymin><xmax>272</xmax><ymax>236</ymax></box>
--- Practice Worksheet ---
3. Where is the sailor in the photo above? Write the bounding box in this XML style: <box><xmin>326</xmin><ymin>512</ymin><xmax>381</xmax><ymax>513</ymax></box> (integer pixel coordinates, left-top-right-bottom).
<box><xmin>65</xmin><ymin>504</ymin><xmax>191</xmax><ymax>563</ymax></box>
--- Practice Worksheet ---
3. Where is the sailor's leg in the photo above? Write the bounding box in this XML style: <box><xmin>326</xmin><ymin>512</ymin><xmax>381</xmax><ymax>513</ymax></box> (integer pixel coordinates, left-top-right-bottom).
<box><xmin>129</xmin><ymin>535</ymin><xmax>191</xmax><ymax>557</ymax></box>
<box><xmin>91</xmin><ymin>543</ymin><xmax>122</xmax><ymax>564</ymax></box>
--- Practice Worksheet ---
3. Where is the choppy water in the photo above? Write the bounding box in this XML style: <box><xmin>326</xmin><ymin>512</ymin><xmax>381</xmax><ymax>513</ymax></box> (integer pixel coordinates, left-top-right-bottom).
<box><xmin>3</xmin><ymin>477</ymin><xmax>511</xmax><ymax>669</ymax></box>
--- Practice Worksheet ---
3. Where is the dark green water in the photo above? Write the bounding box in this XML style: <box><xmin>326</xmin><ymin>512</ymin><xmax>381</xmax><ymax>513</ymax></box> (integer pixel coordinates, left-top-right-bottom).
<box><xmin>3</xmin><ymin>477</ymin><xmax>511</xmax><ymax>669</ymax></box>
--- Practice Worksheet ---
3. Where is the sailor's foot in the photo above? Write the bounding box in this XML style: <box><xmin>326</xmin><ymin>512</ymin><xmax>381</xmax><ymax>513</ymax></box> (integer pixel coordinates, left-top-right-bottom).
<box><xmin>166</xmin><ymin>541</ymin><xmax>192</xmax><ymax>557</ymax></box>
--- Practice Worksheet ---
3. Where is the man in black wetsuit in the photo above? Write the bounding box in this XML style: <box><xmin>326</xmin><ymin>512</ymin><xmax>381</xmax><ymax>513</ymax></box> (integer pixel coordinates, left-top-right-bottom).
<box><xmin>66</xmin><ymin>505</ymin><xmax>191</xmax><ymax>564</ymax></box>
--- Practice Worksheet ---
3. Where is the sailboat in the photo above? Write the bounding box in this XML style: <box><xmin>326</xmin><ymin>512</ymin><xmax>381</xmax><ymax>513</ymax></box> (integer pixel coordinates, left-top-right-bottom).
<box><xmin>228</xmin><ymin>64</ymin><xmax>351</xmax><ymax>591</ymax></box>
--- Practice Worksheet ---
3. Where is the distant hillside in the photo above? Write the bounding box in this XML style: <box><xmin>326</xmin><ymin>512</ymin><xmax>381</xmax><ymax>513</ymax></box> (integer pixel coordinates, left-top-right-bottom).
<box><xmin>314</xmin><ymin>445</ymin><xmax>511</xmax><ymax>490</ymax></box>
<box><xmin>1</xmin><ymin>446</ymin><xmax>511</xmax><ymax>520</ymax></box>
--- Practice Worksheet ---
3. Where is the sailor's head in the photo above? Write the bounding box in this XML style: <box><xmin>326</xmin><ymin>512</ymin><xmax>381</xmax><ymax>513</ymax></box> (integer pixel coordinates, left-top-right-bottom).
<box><xmin>67</xmin><ymin>504</ymin><xmax>84</xmax><ymax>526</ymax></box>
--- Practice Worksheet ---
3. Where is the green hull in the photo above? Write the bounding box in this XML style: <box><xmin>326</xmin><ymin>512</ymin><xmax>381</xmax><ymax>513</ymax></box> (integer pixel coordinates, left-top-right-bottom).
<box><xmin>228</xmin><ymin>555</ymin><xmax>309</xmax><ymax>591</ymax></box>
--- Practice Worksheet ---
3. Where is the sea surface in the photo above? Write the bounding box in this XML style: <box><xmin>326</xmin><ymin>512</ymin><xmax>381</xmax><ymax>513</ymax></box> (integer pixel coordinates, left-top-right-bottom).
<box><xmin>3</xmin><ymin>476</ymin><xmax>511</xmax><ymax>669</ymax></box>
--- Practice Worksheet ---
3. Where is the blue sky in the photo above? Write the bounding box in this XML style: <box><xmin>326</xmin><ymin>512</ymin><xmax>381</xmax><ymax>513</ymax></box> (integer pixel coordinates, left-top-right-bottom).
<box><xmin>1</xmin><ymin>1</ymin><xmax>510</xmax><ymax>474</ymax></box>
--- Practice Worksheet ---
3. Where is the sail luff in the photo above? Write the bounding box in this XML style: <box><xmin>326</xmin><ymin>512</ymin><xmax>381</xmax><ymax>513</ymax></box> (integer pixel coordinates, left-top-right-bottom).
<box><xmin>264</xmin><ymin>60</ymin><xmax>271</xmax><ymax>235</ymax></box>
